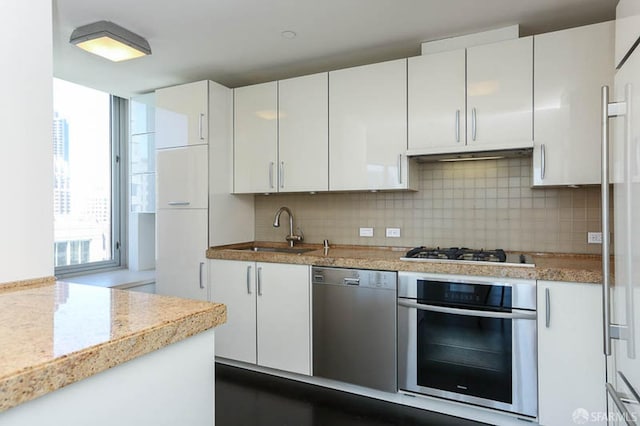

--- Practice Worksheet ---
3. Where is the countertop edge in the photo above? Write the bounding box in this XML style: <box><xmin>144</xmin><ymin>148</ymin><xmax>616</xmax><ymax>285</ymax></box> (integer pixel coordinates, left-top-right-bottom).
<box><xmin>0</xmin><ymin>285</ymin><xmax>226</xmax><ymax>412</ymax></box>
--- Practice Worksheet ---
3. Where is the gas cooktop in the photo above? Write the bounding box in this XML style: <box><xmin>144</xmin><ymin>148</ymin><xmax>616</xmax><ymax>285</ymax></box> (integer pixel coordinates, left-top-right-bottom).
<box><xmin>401</xmin><ymin>246</ymin><xmax>535</xmax><ymax>267</ymax></box>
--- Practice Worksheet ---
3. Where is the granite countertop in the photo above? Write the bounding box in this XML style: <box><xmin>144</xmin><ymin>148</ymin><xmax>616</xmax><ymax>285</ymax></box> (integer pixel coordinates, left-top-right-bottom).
<box><xmin>0</xmin><ymin>277</ymin><xmax>226</xmax><ymax>412</ymax></box>
<box><xmin>206</xmin><ymin>242</ymin><xmax>604</xmax><ymax>284</ymax></box>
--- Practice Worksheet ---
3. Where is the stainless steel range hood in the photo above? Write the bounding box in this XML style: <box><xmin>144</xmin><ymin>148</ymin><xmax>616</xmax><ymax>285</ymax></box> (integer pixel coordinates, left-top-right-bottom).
<box><xmin>409</xmin><ymin>147</ymin><xmax>533</xmax><ymax>163</ymax></box>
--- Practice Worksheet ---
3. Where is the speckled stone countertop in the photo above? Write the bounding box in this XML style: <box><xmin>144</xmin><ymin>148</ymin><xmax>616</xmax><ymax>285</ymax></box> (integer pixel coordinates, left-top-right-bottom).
<box><xmin>0</xmin><ymin>278</ymin><xmax>226</xmax><ymax>412</ymax></box>
<box><xmin>206</xmin><ymin>242</ymin><xmax>604</xmax><ymax>284</ymax></box>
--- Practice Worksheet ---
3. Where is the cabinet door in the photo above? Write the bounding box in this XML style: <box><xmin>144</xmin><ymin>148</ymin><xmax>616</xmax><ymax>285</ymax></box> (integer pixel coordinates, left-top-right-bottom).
<box><xmin>155</xmin><ymin>81</ymin><xmax>208</xmax><ymax>149</ymax></box>
<box><xmin>329</xmin><ymin>59</ymin><xmax>408</xmax><ymax>191</ymax></box>
<box><xmin>209</xmin><ymin>259</ymin><xmax>257</xmax><ymax>364</ymax></box>
<box><xmin>615</xmin><ymin>0</ymin><xmax>640</xmax><ymax>68</ymax></box>
<box><xmin>537</xmin><ymin>281</ymin><xmax>607</xmax><ymax>426</ymax></box>
<box><xmin>156</xmin><ymin>209</ymin><xmax>208</xmax><ymax>301</ymax></box>
<box><xmin>278</xmin><ymin>73</ymin><xmax>329</xmax><ymax>192</ymax></box>
<box><xmin>156</xmin><ymin>145</ymin><xmax>208</xmax><ymax>209</ymax></box>
<box><xmin>534</xmin><ymin>22</ymin><xmax>614</xmax><ymax>186</ymax></box>
<box><xmin>256</xmin><ymin>262</ymin><xmax>310</xmax><ymax>375</ymax></box>
<box><xmin>234</xmin><ymin>82</ymin><xmax>278</xmax><ymax>193</ymax></box>
<box><xmin>467</xmin><ymin>37</ymin><xmax>533</xmax><ymax>150</ymax></box>
<box><xmin>408</xmin><ymin>50</ymin><xmax>466</xmax><ymax>153</ymax></box>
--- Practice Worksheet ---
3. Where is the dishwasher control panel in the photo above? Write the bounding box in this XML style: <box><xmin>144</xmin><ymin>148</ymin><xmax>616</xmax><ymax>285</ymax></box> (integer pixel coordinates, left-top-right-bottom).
<box><xmin>312</xmin><ymin>267</ymin><xmax>396</xmax><ymax>290</ymax></box>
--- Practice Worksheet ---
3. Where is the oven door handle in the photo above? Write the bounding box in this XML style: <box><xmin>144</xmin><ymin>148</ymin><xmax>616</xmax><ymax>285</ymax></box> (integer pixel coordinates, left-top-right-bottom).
<box><xmin>397</xmin><ymin>299</ymin><xmax>536</xmax><ymax>320</ymax></box>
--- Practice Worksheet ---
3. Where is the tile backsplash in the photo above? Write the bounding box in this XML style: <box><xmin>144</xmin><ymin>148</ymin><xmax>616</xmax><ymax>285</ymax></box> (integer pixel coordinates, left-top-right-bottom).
<box><xmin>255</xmin><ymin>157</ymin><xmax>608</xmax><ymax>254</ymax></box>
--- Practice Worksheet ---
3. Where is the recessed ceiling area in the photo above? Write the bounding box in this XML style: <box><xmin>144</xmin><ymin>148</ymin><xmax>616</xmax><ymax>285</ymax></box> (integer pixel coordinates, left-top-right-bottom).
<box><xmin>52</xmin><ymin>0</ymin><xmax>617</xmax><ymax>98</ymax></box>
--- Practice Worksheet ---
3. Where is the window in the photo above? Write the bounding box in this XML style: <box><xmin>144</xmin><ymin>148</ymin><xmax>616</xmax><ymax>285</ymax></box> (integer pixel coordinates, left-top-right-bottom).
<box><xmin>53</xmin><ymin>78</ymin><xmax>126</xmax><ymax>275</ymax></box>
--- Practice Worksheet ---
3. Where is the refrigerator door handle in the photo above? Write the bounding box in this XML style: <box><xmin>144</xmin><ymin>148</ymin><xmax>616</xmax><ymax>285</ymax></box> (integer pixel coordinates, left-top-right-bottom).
<box><xmin>619</xmin><ymin>371</ymin><xmax>640</xmax><ymax>406</ymax></box>
<box><xmin>606</xmin><ymin>383</ymin><xmax>638</xmax><ymax>426</ymax></box>
<box><xmin>600</xmin><ymin>86</ymin><xmax>635</xmax><ymax>358</ymax></box>
<box><xmin>602</xmin><ymin>85</ymin><xmax>636</xmax><ymax>359</ymax></box>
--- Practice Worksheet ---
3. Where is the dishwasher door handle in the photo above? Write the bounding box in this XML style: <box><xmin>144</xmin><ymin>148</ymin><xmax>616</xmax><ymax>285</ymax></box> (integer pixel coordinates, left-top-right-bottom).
<box><xmin>344</xmin><ymin>278</ymin><xmax>360</xmax><ymax>286</ymax></box>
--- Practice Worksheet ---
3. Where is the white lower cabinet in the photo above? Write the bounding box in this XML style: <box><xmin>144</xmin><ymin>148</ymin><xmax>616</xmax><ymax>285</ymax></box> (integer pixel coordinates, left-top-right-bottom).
<box><xmin>210</xmin><ymin>259</ymin><xmax>311</xmax><ymax>375</ymax></box>
<box><xmin>537</xmin><ymin>281</ymin><xmax>607</xmax><ymax>426</ymax></box>
<box><xmin>156</xmin><ymin>209</ymin><xmax>208</xmax><ymax>301</ymax></box>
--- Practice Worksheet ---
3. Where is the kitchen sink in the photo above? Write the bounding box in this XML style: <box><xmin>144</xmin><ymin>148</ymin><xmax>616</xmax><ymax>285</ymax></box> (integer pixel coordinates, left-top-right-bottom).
<box><xmin>240</xmin><ymin>246</ymin><xmax>317</xmax><ymax>254</ymax></box>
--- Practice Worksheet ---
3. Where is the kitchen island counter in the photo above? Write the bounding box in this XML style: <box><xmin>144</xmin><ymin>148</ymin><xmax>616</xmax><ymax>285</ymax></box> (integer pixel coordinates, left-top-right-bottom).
<box><xmin>0</xmin><ymin>277</ymin><xmax>226</xmax><ymax>418</ymax></box>
<box><xmin>207</xmin><ymin>242</ymin><xmax>604</xmax><ymax>284</ymax></box>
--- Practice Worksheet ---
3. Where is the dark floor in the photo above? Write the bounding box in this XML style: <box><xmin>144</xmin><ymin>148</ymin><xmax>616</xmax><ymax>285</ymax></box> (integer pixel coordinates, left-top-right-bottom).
<box><xmin>215</xmin><ymin>364</ymin><xmax>489</xmax><ymax>426</ymax></box>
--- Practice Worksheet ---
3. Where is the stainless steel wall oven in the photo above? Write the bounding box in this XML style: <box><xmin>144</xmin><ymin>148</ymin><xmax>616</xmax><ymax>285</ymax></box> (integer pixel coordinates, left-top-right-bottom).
<box><xmin>398</xmin><ymin>272</ymin><xmax>537</xmax><ymax>418</ymax></box>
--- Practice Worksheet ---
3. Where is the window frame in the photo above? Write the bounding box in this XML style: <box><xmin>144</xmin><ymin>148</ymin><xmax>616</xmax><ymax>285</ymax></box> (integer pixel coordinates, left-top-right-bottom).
<box><xmin>54</xmin><ymin>95</ymin><xmax>128</xmax><ymax>277</ymax></box>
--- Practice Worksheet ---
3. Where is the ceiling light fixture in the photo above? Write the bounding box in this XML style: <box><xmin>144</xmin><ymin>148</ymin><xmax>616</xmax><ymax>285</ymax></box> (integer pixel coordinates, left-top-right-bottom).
<box><xmin>70</xmin><ymin>21</ymin><xmax>151</xmax><ymax>62</ymax></box>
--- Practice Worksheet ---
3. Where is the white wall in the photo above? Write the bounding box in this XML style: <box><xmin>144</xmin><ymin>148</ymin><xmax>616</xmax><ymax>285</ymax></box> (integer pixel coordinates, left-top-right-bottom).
<box><xmin>0</xmin><ymin>1</ymin><xmax>53</xmax><ymax>283</ymax></box>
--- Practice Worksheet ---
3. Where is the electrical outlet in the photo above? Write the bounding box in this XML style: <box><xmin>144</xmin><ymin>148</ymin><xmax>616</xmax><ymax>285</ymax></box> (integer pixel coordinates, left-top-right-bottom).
<box><xmin>386</xmin><ymin>227</ymin><xmax>401</xmax><ymax>238</ymax></box>
<box><xmin>359</xmin><ymin>227</ymin><xmax>374</xmax><ymax>237</ymax></box>
<box><xmin>588</xmin><ymin>232</ymin><xmax>603</xmax><ymax>244</ymax></box>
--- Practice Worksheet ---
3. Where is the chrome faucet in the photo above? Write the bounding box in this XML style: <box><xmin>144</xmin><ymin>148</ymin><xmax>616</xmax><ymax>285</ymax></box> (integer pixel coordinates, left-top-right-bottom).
<box><xmin>273</xmin><ymin>206</ymin><xmax>303</xmax><ymax>247</ymax></box>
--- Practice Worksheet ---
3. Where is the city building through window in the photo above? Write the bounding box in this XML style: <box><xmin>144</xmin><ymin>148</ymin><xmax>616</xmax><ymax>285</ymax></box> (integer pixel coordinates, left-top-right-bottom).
<box><xmin>53</xmin><ymin>78</ymin><xmax>125</xmax><ymax>275</ymax></box>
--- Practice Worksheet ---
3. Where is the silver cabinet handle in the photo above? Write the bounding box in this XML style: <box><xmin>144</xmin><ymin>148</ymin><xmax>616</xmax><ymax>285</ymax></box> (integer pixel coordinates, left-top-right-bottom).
<box><xmin>541</xmin><ymin>143</ymin><xmax>546</xmax><ymax>180</ymax></box>
<box><xmin>167</xmin><ymin>201</ymin><xmax>190</xmax><ymax>206</ymax></box>
<box><xmin>198</xmin><ymin>262</ymin><xmax>205</xmax><ymax>289</ymax></box>
<box><xmin>606</xmin><ymin>383</ymin><xmax>638</xmax><ymax>426</ymax></box>
<box><xmin>279</xmin><ymin>161</ymin><xmax>284</xmax><ymax>189</ymax></box>
<box><xmin>397</xmin><ymin>154</ymin><xmax>402</xmax><ymax>184</ymax></box>
<box><xmin>257</xmin><ymin>266</ymin><xmax>262</xmax><ymax>296</ymax></box>
<box><xmin>455</xmin><ymin>109</ymin><xmax>460</xmax><ymax>143</ymax></box>
<box><xmin>199</xmin><ymin>113</ymin><xmax>205</xmax><ymax>140</ymax></box>
<box><xmin>246</xmin><ymin>265</ymin><xmax>252</xmax><ymax>294</ymax></box>
<box><xmin>268</xmin><ymin>162</ymin><xmax>274</xmax><ymax>189</ymax></box>
<box><xmin>397</xmin><ymin>299</ymin><xmax>536</xmax><ymax>320</ymax></box>
<box><xmin>545</xmin><ymin>288</ymin><xmax>550</xmax><ymax>328</ymax></box>
<box><xmin>471</xmin><ymin>107</ymin><xmax>477</xmax><ymax>141</ymax></box>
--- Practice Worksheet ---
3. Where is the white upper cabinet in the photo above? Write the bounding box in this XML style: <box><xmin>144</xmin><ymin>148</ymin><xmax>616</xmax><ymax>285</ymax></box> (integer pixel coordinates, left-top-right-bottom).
<box><xmin>615</xmin><ymin>0</ymin><xmax>640</xmax><ymax>68</ymax></box>
<box><xmin>278</xmin><ymin>73</ymin><xmax>329</xmax><ymax>192</ymax></box>
<box><xmin>533</xmin><ymin>22</ymin><xmax>614</xmax><ymax>186</ymax></box>
<box><xmin>233</xmin><ymin>82</ymin><xmax>278</xmax><ymax>194</ymax></box>
<box><xmin>466</xmin><ymin>36</ymin><xmax>533</xmax><ymax>150</ymax></box>
<box><xmin>156</xmin><ymin>145</ymin><xmax>208</xmax><ymax>209</ymax></box>
<box><xmin>329</xmin><ymin>59</ymin><xmax>411</xmax><ymax>191</ymax></box>
<box><xmin>155</xmin><ymin>81</ymin><xmax>208</xmax><ymax>149</ymax></box>
<box><xmin>408</xmin><ymin>49</ymin><xmax>466</xmax><ymax>153</ymax></box>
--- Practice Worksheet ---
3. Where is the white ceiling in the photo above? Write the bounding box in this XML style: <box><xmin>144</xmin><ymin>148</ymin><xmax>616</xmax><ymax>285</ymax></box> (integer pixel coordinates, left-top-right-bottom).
<box><xmin>52</xmin><ymin>0</ymin><xmax>617</xmax><ymax>98</ymax></box>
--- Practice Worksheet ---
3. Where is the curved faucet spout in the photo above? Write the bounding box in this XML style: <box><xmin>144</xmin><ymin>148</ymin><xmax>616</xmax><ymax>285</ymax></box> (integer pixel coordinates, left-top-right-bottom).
<box><xmin>273</xmin><ymin>206</ymin><xmax>303</xmax><ymax>247</ymax></box>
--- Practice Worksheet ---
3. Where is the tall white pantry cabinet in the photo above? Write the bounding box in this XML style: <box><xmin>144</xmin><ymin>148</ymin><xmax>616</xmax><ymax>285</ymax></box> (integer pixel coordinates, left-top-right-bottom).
<box><xmin>155</xmin><ymin>80</ymin><xmax>254</xmax><ymax>300</ymax></box>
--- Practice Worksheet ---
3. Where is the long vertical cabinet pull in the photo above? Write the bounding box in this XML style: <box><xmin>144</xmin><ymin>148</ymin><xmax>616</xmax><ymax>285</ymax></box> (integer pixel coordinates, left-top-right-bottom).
<box><xmin>246</xmin><ymin>265</ymin><xmax>252</xmax><ymax>294</ymax></box>
<box><xmin>199</xmin><ymin>113</ymin><xmax>205</xmax><ymax>140</ymax></box>
<box><xmin>280</xmin><ymin>161</ymin><xmax>285</xmax><ymax>189</ymax></box>
<box><xmin>545</xmin><ymin>288</ymin><xmax>551</xmax><ymax>328</ymax></box>
<box><xmin>471</xmin><ymin>108</ymin><xmax>477</xmax><ymax>141</ymax></box>
<box><xmin>455</xmin><ymin>110</ymin><xmax>460</xmax><ymax>142</ymax></box>
<box><xmin>257</xmin><ymin>266</ymin><xmax>263</xmax><ymax>296</ymax></box>
<box><xmin>198</xmin><ymin>262</ymin><xmax>205</xmax><ymax>289</ymax></box>
<box><xmin>268</xmin><ymin>162</ymin><xmax>275</xmax><ymax>189</ymax></box>
<box><xmin>541</xmin><ymin>143</ymin><xmax>546</xmax><ymax>180</ymax></box>
<box><xmin>601</xmin><ymin>85</ymin><xmax>635</xmax><ymax>358</ymax></box>
<box><xmin>397</xmin><ymin>154</ymin><xmax>402</xmax><ymax>184</ymax></box>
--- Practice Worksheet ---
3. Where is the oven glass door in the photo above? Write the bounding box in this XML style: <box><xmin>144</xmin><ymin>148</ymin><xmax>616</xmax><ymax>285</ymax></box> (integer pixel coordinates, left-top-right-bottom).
<box><xmin>417</xmin><ymin>309</ymin><xmax>512</xmax><ymax>403</ymax></box>
<box><xmin>398</xmin><ymin>301</ymin><xmax>537</xmax><ymax>417</ymax></box>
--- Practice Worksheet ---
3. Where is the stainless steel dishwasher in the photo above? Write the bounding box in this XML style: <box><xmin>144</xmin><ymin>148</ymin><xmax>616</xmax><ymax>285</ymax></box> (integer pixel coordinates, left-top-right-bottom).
<box><xmin>312</xmin><ymin>266</ymin><xmax>397</xmax><ymax>392</ymax></box>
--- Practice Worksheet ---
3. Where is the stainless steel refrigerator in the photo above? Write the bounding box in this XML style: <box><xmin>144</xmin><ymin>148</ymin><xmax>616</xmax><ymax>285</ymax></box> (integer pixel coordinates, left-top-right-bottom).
<box><xmin>602</xmin><ymin>1</ymin><xmax>640</xmax><ymax>423</ymax></box>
